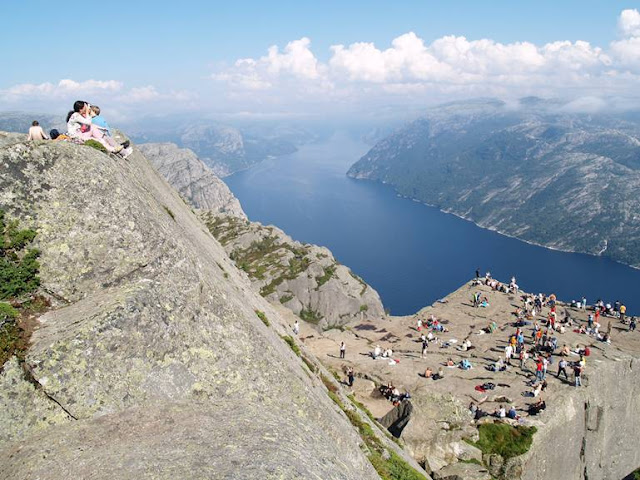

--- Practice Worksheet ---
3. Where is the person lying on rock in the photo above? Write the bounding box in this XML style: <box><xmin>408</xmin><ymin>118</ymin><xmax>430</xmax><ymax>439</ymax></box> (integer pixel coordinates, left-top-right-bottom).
<box><xmin>528</xmin><ymin>398</ymin><xmax>546</xmax><ymax>416</ymax></box>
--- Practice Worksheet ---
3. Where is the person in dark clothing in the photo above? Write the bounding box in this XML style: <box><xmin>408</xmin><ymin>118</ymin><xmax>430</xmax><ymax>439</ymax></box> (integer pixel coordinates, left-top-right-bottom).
<box><xmin>347</xmin><ymin>367</ymin><xmax>355</xmax><ymax>387</ymax></box>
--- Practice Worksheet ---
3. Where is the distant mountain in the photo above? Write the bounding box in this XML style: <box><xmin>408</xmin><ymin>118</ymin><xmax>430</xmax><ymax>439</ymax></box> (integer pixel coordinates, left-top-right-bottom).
<box><xmin>348</xmin><ymin>98</ymin><xmax>640</xmax><ymax>267</ymax></box>
<box><xmin>131</xmin><ymin>123</ymin><xmax>299</xmax><ymax>177</ymax></box>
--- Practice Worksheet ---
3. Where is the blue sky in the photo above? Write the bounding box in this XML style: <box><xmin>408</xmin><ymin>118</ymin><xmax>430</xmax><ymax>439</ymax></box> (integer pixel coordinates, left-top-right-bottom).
<box><xmin>2</xmin><ymin>1</ymin><xmax>640</xmax><ymax>118</ymax></box>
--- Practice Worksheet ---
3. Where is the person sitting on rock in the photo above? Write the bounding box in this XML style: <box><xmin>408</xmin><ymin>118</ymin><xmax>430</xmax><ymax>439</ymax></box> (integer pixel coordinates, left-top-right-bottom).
<box><xmin>494</xmin><ymin>405</ymin><xmax>506</xmax><ymax>418</ymax></box>
<box><xmin>372</xmin><ymin>345</ymin><xmax>382</xmax><ymax>359</ymax></box>
<box><xmin>446</xmin><ymin>358</ymin><xmax>455</xmax><ymax>367</ymax></box>
<box><xmin>507</xmin><ymin>405</ymin><xmax>518</xmax><ymax>419</ymax></box>
<box><xmin>424</xmin><ymin>367</ymin><xmax>433</xmax><ymax>378</ymax></box>
<box><xmin>27</xmin><ymin>120</ymin><xmax>49</xmax><ymax>140</ymax></box>
<box><xmin>66</xmin><ymin>100</ymin><xmax>125</xmax><ymax>154</ymax></box>
<box><xmin>528</xmin><ymin>399</ymin><xmax>546</xmax><ymax>416</ymax></box>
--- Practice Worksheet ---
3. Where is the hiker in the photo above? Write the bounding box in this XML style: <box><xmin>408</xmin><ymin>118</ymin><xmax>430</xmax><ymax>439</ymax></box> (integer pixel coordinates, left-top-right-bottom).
<box><xmin>630</xmin><ymin>317</ymin><xmax>637</xmax><ymax>332</ymax></box>
<box><xmin>421</xmin><ymin>338</ymin><xmax>428</xmax><ymax>357</ymax></box>
<box><xmin>534</xmin><ymin>358</ymin><xmax>544</xmax><ymax>382</ymax></box>
<box><xmin>27</xmin><ymin>120</ymin><xmax>49</xmax><ymax>140</ymax></box>
<box><xmin>574</xmin><ymin>364</ymin><xmax>583</xmax><ymax>387</ymax></box>
<box><xmin>557</xmin><ymin>358</ymin><xmax>569</xmax><ymax>379</ymax></box>
<box><xmin>66</xmin><ymin>100</ymin><xmax>126</xmax><ymax>154</ymax></box>
<box><xmin>505</xmin><ymin>344</ymin><xmax>513</xmax><ymax>365</ymax></box>
<box><xmin>520</xmin><ymin>348</ymin><xmax>529</xmax><ymax>371</ymax></box>
<box><xmin>507</xmin><ymin>405</ymin><xmax>518</xmax><ymax>420</ymax></box>
<box><xmin>339</xmin><ymin>341</ymin><xmax>345</xmax><ymax>359</ymax></box>
<box><xmin>347</xmin><ymin>367</ymin><xmax>355</xmax><ymax>387</ymax></box>
<box><xmin>293</xmin><ymin>320</ymin><xmax>299</xmax><ymax>335</ymax></box>
<box><xmin>620</xmin><ymin>303</ymin><xmax>627</xmax><ymax>322</ymax></box>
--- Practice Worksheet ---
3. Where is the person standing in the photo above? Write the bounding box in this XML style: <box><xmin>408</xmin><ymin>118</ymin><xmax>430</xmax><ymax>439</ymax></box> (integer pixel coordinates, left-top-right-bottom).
<box><xmin>293</xmin><ymin>320</ymin><xmax>300</xmax><ymax>336</ymax></box>
<box><xmin>557</xmin><ymin>358</ymin><xmax>569</xmax><ymax>379</ymax></box>
<box><xmin>574</xmin><ymin>364</ymin><xmax>583</xmax><ymax>387</ymax></box>
<box><xmin>347</xmin><ymin>367</ymin><xmax>355</xmax><ymax>387</ymax></box>
<box><xmin>339</xmin><ymin>341</ymin><xmax>346</xmax><ymax>359</ymax></box>
<box><xmin>630</xmin><ymin>317</ymin><xmax>637</xmax><ymax>332</ymax></box>
<box><xmin>27</xmin><ymin>120</ymin><xmax>49</xmax><ymax>140</ymax></box>
<box><xmin>620</xmin><ymin>303</ymin><xmax>627</xmax><ymax>322</ymax></box>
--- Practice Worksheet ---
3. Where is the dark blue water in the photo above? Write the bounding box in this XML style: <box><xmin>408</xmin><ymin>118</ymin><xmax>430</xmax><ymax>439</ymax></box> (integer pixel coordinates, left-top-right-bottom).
<box><xmin>225</xmin><ymin>134</ymin><xmax>640</xmax><ymax>316</ymax></box>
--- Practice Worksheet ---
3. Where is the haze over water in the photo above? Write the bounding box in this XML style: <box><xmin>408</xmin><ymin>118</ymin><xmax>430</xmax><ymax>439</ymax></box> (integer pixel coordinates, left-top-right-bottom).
<box><xmin>225</xmin><ymin>133</ymin><xmax>640</xmax><ymax>316</ymax></box>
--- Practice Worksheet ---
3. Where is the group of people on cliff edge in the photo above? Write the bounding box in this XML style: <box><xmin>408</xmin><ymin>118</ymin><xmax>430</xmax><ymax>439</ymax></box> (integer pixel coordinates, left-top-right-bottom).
<box><xmin>66</xmin><ymin>100</ymin><xmax>132</xmax><ymax>157</ymax></box>
<box><xmin>27</xmin><ymin>100</ymin><xmax>132</xmax><ymax>159</ymax></box>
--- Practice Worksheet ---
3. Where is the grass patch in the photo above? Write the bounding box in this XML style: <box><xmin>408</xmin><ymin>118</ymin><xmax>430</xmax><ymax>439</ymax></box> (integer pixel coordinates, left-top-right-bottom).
<box><xmin>459</xmin><ymin>458</ymin><xmax>483</xmax><ymax>466</ymax></box>
<box><xmin>299</xmin><ymin>306</ymin><xmax>323</xmax><ymax>324</ymax></box>
<box><xmin>348</xmin><ymin>394</ymin><xmax>377</xmax><ymax>423</ymax></box>
<box><xmin>473</xmin><ymin>423</ymin><xmax>537</xmax><ymax>460</ymax></box>
<box><xmin>281</xmin><ymin>335</ymin><xmax>300</xmax><ymax>356</ymax></box>
<box><xmin>84</xmin><ymin>139</ymin><xmax>107</xmax><ymax>153</ymax></box>
<box><xmin>360</xmin><ymin>304</ymin><xmax>369</xmax><ymax>312</ymax></box>
<box><xmin>321</xmin><ymin>373</ymin><xmax>338</xmax><ymax>392</ymax></box>
<box><xmin>255</xmin><ymin>310</ymin><xmax>270</xmax><ymax>327</ymax></box>
<box><xmin>163</xmin><ymin>205</ymin><xmax>175</xmax><ymax>221</ymax></box>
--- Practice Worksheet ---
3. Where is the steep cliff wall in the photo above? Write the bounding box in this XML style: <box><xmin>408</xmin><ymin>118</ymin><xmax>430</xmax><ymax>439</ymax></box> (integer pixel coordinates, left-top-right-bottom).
<box><xmin>0</xmin><ymin>132</ymin><xmax>379</xmax><ymax>479</ymax></box>
<box><xmin>521</xmin><ymin>355</ymin><xmax>640</xmax><ymax>480</ymax></box>
<box><xmin>138</xmin><ymin>142</ymin><xmax>246</xmax><ymax>218</ymax></box>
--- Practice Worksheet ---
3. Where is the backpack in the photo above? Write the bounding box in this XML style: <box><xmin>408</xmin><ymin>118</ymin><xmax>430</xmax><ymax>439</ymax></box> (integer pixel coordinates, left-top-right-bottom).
<box><xmin>49</xmin><ymin>129</ymin><xmax>60</xmax><ymax>139</ymax></box>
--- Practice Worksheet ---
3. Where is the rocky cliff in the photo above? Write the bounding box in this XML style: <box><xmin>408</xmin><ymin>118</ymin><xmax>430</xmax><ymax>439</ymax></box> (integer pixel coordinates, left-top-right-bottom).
<box><xmin>138</xmin><ymin>142</ymin><xmax>246</xmax><ymax>218</ymax></box>
<box><xmin>203</xmin><ymin>213</ymin><xmax>386</xmax><ymax>328</ymax></box>
<box><xmin>347</xmin><ymin>98</ymin><xmax>640</xmax><ymax>268</ymax></box>
<box><xmin>0</xmin><ymin>132</ymin><xmax>383</xmax><ymax>479</ymax></box>
<box><xmin>140</xmin><ymin>141</ymin><xmax>385</xmax><ymax>329</ymax></box>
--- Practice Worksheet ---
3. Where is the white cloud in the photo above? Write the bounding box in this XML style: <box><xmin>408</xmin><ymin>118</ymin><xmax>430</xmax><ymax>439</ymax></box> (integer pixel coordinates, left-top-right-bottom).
<box><xmin>619</xmin><ymin>9</ymin><xmax>640</xmax><ymax>38</ymax></box>
<box><xmin>208</xmin><ymin>9</ymin><xmax>640</xmax><ymax>111</ymax></box>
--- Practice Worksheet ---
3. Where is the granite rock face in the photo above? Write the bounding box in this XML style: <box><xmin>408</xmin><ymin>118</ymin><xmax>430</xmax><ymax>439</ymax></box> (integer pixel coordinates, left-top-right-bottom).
<box><xmin>138</xmin><ymin>142</ymin><xmax>246</xmax><ymax>218</ymax></box>
<box><xmin>0</xmin><ymin>132</ymin><xmax>378</xmax><ymax>479</ymax></box>
<box><xmin>203</xmin><ymin>213</ymin><xmax>386</xmax><ymax>328</ymax></box>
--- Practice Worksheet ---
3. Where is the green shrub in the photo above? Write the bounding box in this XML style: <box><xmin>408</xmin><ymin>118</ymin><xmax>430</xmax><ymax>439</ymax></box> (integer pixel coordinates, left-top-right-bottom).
<box><xmin>359</xmin><ymin>304</ymin><xmax>369</xmax><ymax>312</ymax></box>
<box><xmin>315</xmin><ymin>265</ymin><xmax>336</xmax><ymax>289</ymax></box>
<box><xmin>281</xmin><ymin>335</ymin><xmax>300</xmax><ymax>356</ymax></box>
<box><xmin>84</xmin><ymin>139</ymin><xmax>108</xmax><ymax>153</ymax></box>
<box><xmin>279</xmin><ymin>294</ymin><xmax>294</xmax><ymax>304</ymax></box>
<box><xmin>299</xmin><ymin>307</ymin><xmax>323</xmax><ymax>324</ymax></box>
<box><xmin>0</xmin><ymin>211</ymin><xmax>40</xmax><ymax>300</ymax></box>
<box><xmin>474</xmin><ymin>423</ymin><xmax>537</xmax><ymax>460</ymax></box>
<box><xmin>255</xmin><ymin>310</ymin><xmax>270</xmax><ymax>327</ymax></box>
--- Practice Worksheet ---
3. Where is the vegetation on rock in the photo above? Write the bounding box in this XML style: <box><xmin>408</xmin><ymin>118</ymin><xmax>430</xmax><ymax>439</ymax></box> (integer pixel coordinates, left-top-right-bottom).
<box><xmin>473</xmin><ymin>423</ymin><xmax>537</xmax><ymax>460</ymax></box>
<box><xmin>281</xmin><ymin>335</ymin><xmax>301</xmax><ymax>356</ymax></box>
<box><xmin>0</xmin><ymin>210</ymin><xmax>41</xmax><ymax>367</ymax></box>
<box><xmin>254</xmin><ymin>310</ymin><xmax>270</xmax><ymax>327</ymax></box>
<box><xmin>84</xmin><ymin>139</ymin><xmax>108</xmax><ymax>153</ymax></box>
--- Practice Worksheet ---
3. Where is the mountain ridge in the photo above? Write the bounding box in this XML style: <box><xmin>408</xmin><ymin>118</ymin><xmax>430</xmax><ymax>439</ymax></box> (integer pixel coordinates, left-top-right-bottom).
<box><xmin>347</xmin><ymin>98</ymin><xmax>640</xmax><ymax>268</ymax></box>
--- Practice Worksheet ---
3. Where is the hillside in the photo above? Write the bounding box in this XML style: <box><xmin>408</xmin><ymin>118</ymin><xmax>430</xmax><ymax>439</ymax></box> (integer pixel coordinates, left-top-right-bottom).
<box><xmin>0</xmin><ymin>132</ymin><xmax>426</xmax><ymax>479</ymax></box>
<box><xmin>347</xmin><ymin>98</ymin><xmax>640</xmax><ymax>267</ymax></box>
<box><xmin>140</xmin><ymin>141</ymin><xmax>385</xmax><ymax>328</ymax></box>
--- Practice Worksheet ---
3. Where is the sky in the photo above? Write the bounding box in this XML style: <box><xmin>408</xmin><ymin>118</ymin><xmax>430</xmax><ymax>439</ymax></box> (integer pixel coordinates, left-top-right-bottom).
<box><xmin>2</xmin><ymin>1</ymin><xmax>640</xmax><ymax>121</ymax></box>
